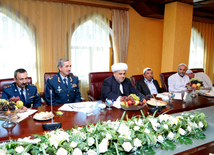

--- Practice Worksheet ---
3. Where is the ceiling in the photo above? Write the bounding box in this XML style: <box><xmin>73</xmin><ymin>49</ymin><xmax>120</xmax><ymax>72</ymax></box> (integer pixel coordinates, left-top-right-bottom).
<box><xmin>100</xmin><ymin>0</ymin><xmax>214</xmax><ymax>23</ymax></box>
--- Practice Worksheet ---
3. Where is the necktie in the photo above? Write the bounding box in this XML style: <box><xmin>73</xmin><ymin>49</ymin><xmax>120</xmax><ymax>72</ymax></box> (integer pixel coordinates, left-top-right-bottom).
<box><xmin>63</xmin><ymin>78</ymin><xmax>68</xmax><ymax>89</ymax></box>
<box><xmin>20</xmin><ymin>89</ymin><xmax>26</xmax><ymax>105</ymax></box>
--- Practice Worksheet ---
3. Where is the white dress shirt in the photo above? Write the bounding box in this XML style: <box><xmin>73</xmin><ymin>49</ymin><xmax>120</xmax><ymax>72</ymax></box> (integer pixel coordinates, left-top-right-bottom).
<box><xmin>195</xmin><ymin>72</ymin><xmax>213</xmax><ymax>88</ymax></box>
<box><xmin>17</xmin><ymin>86</ymin><xmax>26</xmax><ymax>99</ymax></box>
<box><xmin>145</xmin><ymin>79</ymin><xmax>158</xmax><ymax>94</ymax></box>
<box><xmin>168</xmin><ymin>73</ymin><xmax>189</xmax><ymax>92</ymax></box>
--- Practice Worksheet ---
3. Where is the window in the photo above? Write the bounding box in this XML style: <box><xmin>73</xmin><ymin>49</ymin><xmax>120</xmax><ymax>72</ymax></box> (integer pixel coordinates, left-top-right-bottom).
<box><xmin>0</xmin><ymin>11</ymin><xmax>37</xmax><ymax>83</ymax></box>
<box><xmin>70</xmin><ymin>19</ymin><xmax>111</xmax><ymax>83</ymax></box>
<box><xmin>188</xmin><ymin>27</ymin><xmax>204</xmax><ymax>68</ymax></box>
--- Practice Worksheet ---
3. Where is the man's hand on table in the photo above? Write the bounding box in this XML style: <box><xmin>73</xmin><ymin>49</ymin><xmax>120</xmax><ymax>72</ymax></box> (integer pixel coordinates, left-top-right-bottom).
<box><xmin>20</xmin><ymin>106</ymin><xmax>28</xmax><ymax>113</ymax></box>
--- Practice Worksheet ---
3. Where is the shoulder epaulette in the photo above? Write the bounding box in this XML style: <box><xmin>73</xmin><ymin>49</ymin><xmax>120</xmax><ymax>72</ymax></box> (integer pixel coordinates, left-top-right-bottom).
<box><xmin>27</xmin><ymin>83</ymin><xmax>35</xmax><ymax>86</ymax></box>
<box><xmin>3</xmin><ymin>84</ymin><xmax>14</xmax><ymax>89</ymax></box>
<box><xmin>49</xmin><ymin>74</ymin><xmax>58</xmax><ymax>80</ymax></box>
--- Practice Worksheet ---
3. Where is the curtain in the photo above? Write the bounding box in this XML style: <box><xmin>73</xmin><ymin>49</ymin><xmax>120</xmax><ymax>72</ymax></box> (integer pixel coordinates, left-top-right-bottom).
<box><xmin>0</xmin><ymin>0</ymin><xmax>112</xmax><ymax>100</ymax></box>
<box><xmin>0</xmin><ymin>0</ymin><xmax>37</xmax><ymax>83</ymax></box>
<box><xmin>112</xmin><ymin>9</ymin><xmax>129</xmax><ymax>63</ymax></box>
<box><xmin>188</xmin><ymin>27</ymin><xmax>204</xmax><ymax>68</ymax></box>
<box><xmin>68</xmin><ymin>6</ymin><xmax>111</xmax><ymax>100</ymax></box>
<box><xmin>193</xmin><ymin>21</ymin><xmax>214</xmax><ymax>83</ymax></box>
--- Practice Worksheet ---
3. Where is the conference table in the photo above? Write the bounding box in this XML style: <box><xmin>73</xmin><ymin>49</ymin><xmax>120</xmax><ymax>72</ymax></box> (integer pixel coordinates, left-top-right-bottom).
<box><xmin>1</xmin><ymin>92</ymin><xmax>214</xmax><ymax>154</ymax></box>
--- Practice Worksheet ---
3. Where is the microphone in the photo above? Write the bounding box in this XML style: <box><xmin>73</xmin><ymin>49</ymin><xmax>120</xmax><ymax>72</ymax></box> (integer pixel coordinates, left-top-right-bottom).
<box><xmin>42</xmin><ymin>89</ymin><xmax>62</xmax><ymax>130</ymax></box>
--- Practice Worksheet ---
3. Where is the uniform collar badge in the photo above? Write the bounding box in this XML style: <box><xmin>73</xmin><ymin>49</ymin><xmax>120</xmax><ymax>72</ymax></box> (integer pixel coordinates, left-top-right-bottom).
<box><xmin>70</xmin><ymin>76</ymin><xmax>73</xmax><ymax>83</ymax></box>
<box><xmin>58</xmin><ymin>77</ymin><xmax>61</xmax><ymax>83</ymax></box>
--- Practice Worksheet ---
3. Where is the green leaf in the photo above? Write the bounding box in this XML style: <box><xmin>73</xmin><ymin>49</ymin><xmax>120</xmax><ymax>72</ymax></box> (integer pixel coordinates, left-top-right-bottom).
<box><xmin>140</xmin><ymin>110</ymin><xmax>146</xmax><ymax>119</ymax></box>
<box><xmin>116</xmin><ymin>111</ymin><xmax>126</xmax><ymax>132</ymax></box>
<box><xmin>161</xmin><ymin>139</ymin><xmax>176</xmax><ymax>151</ymax></box>
<box><xmin>139</xmin><ymin>146</ymin><xmax>156</xmax><ymax>155</ymax></box>
<box><xmin>95</xmin><ymin>136</ymin><xmax>99</xmax><ymax>154</ymax></box>
<box><xmin>40</xmin><ymin>143</ymin><xmax>47</xmax><ymax>155</ymax></box>
<box><xmin>179</xmin><ymin>136</ymin><xmax>193</xmax><ymax>145</ymax></box>
<box><xmin>113</xmin><ymin>142</ymin><xmax>120</xmax><ymax>155</ymax></box>
<box><xmin>21</xmin><ymin>143</ymin><xmax>33</xmax><ymax>155</ymax></box>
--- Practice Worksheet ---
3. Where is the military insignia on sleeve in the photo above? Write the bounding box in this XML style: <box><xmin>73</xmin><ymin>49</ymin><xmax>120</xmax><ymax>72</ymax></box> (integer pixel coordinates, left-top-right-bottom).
<box><xmin>57</xmin><ymin>86</ymin><xmax>62</xmax><ymax>93</ymax></box>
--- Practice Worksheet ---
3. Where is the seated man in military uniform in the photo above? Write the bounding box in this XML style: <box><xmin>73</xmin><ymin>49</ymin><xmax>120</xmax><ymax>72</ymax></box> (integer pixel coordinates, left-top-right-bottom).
<box><xmin>2</xmin><ymin>68</ymin><xmax>41</xmax><ymax>111</ymax></box>
<box><xmin>45</xmin><ymin>58</ymin><xmax>82</xmax><ymax>105</ymax></box>
<box><xmin>101</xmin><ymin>62</ymin><xmax>145</xmax><ymax>101</ymax></box>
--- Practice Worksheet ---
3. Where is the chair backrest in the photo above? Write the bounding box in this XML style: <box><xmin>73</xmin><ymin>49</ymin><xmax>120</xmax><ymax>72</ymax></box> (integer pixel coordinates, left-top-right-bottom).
<box><xmin>159</xmin><ymin>71</ymin><xmax>176</xmax><ymax>92</ymax></box>
<box><xmin>130</xmin><ymin>74</ymin><xmax>144</xmax><ymax>88</ymax></box>
<box><xmin>190</xmin><ymin>68</ymin><xmax>204</xmax><ymax>73</ymax></box>
<box><xmin>43</xmin><ymin>72</ymin><xmax>73</xmax><ymax>94</ymax></box>
<box><xmin>0</xmin><ymin>77</ymin><xmax>32</xmax><ymax>98</ymax></box>
<box><xmin>88</xmin><ymin>72</ymin><xmax>113</xmax><ymax>101</ymax></box>
<box><xmin>159</xmin><ymin>68</ymin><xmax>204</xmax><ymax>92</ymax></box>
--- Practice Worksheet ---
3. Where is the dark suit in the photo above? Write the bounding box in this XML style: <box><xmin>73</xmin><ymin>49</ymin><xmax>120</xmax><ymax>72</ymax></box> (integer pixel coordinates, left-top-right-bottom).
<box><xmin>136</xmin><ymin>78</ymin><xmax>162</xmax><ymax>96</ymax></box>
<box><xmin>2</xmin><ymin>83</ymin><xmax>41</xmax><ymax>107</ymax></box>
<box><xmin>101</xmin><ymin>75</ymin><xmax>145</xmax><ymax>101</ymax></box>
<box><xmin>45</xmin><ymin>72</ymin><xmax>81</xmax><ymax>105</ymax></box>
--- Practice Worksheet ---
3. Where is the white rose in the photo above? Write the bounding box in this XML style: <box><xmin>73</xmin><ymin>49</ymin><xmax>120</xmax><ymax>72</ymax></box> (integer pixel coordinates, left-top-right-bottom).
<box><xmin>134</xmin><ymin>138</ymin><xmax>142</xmax><ymax>147</ymax></box>
<box><xmin>122</xmin><ymin>142</ymin><xmax>133</xmax><ymax>152</ymax></box>
<box><xmin>163</xmin><ymin>124</ymin><xmax>168</xmax><ymax>130</ymax></box>
<box><xmin>199</xmin><ymin>121</ymin><xmax>204</xmax><ymax>128</ymax></box>
<box><xmin>70</xmin><ymin>141</ymin><xmax>77</xmax><ymax>148</ymax></box>
<box><xmin>73</xmin><ymin>148</ymin><xmax>82</xmax><ymax>155</ymax></box>
<box><xmin>88</xmin><ymin>127</ymin><xmax>94</xmax><ymax>133</ymax></box>
<box><xmin>144</xmin><ymin>128</ymin><xmax>150</xmax><ymax>134</ymax></box>
<box><xmin>167</xmin><ymin>132</ymin><xmax>175</xmax><ymax>140</ymax></box>
<box><xmin>0</xmin><ymin>149</ymin><xmax>6</xmax><ymax>155</ymax></box>
<box><xmin>24</xmin><ymin>153</ymin><xmax>30</xmax><ymax>155</ymax></box>
<box><xmin>88</xmin><ymin>137</ymin><xmax>94</xmax><ymax>146</ymax></box>
<box><xmin>187</xmin><ymin>125</ymin><xmax>192</xmax><ymax>132</ymax></box>
<box><xmin>194</xmin><ymin>122</ymin><xmax>198</xmax><ymax>128</ymax></box>
<box><xmin>99</xmin><ymin>138</ymin><xmax>108</xmax><ymax>153</ymax></box>
<box><xmin>106</xmin><ymin>133</ymin><xmax>112</xmax><ymax>140</ymax></box>
<box><xmin>33</xmin><ymin>138</ymin><xmax>41</xmax><ymax>143</ymax></box>
<box><xmin>178</xmin><ymin>128</ymin><xmax>186</xmax><ymax>135</ymax></box>
<box><xmin>133</xmin><ymin>126</ymin><xmax>140</xmax><ymax>131</ymax></box>
<box><xmin>15</xmin><ymin>146</ymin><xmax>24</xmax><ymax>153</ymax></box>
<box><xmin>56</xmin><ymin>147</ymin><xmax>68</xmax><ymax>155</ymax></box>
<box><xmin>158</xmin><ymin>135</ymin><xmax>164</xmax><ymax>142</ymax></box>
<box><xmin>87</xmin><ymin>149</ymin><xmax>97</xmax><ymax>155</ymax></box>
<box><xmin>130</xmin><ymin>121</ymin><xmax>134</xmax><ymax>125</ymax></box>
<box><xmin>135</xmin><ymin>119</ymin><xmax>144</xmax><ymax>126</ymax></box>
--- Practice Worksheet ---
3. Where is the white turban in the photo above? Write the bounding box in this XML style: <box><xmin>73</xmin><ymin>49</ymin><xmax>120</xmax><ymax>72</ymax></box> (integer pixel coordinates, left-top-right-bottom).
<box><xmin>143</xmin><ymin>67</ymin><xmax>152</xmax><ymax>74</ymax></box>
<box><xmin>186</xmin><ymin>69</ymin><xmax>193</xmax><ymax>73</ymax></box>
<box><xmin>111</xmin><ymin>63</ymin><xmax>128</xmax><ymax>72</ymax></box>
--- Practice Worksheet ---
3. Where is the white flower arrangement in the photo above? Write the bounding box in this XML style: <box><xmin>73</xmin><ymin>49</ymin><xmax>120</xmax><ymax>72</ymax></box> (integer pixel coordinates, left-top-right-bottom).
<box><xmin>0</xmin><ymin>111</ymin><xmax>208</xmax><ymax>155</ymax></box>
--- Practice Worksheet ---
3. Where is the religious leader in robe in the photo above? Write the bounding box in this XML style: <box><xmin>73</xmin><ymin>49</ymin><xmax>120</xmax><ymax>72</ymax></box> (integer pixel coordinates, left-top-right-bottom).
<box><xmin>101</xmin><ymin>63</ymin><xmax>145</xmax><ymax>101</ymax></box>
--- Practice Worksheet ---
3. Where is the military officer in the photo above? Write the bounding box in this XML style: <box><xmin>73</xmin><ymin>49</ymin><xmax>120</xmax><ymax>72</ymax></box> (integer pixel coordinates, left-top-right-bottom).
<box><xmin>45</xmin><ymin>58</ymin><xmax>82</xmax><ymax>105</ymax></box>
<box><xmin>2</xmin><ymin>68</ymin><xmax>41</xmax><ymax>109</ymax></box>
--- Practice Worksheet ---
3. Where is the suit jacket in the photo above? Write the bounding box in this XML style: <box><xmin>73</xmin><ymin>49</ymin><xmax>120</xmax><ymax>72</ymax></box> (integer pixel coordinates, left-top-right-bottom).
<box><xmin>45</xmin><ymin>72</ymin><xmax>81</xmax><ymax>105</ymax></box>
<box><xmin>136</xmin><ymin>78</ymin><xmax>162</xmax><ymax>96</ymax></box>
<box><xmin>2</xmin><ymin>83</ymin><xmax>41</xmax><ymax>107</ymax></box>
<box><xmin>101</xmin><ymin>75</ymin><xmax>143</xmax><ymax>101</ymax></box>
